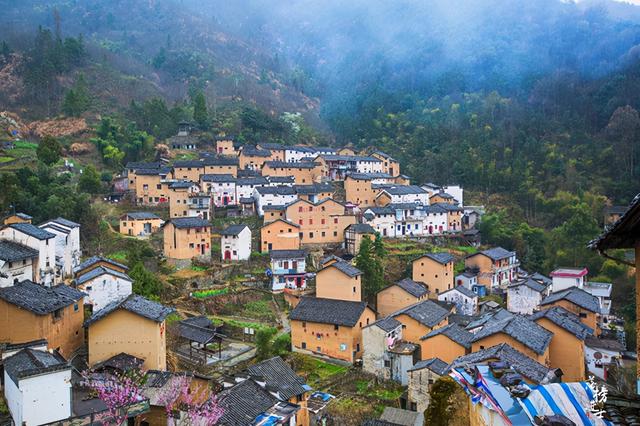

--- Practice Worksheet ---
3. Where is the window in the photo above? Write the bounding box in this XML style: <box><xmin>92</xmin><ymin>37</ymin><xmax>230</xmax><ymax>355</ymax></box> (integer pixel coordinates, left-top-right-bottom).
<box><xmin>53</xmin><ymin>308</ymin><xmax>63</xmax><ymax>320</ymax></box>
<box><xmin>309</xmin><ymin>219</ymin><xmax>313</xmax><ymax>225</ymax></box>
<box><xmin>189</xmin><ymin>243</ymin><xmax>195</xmax><ymax>248</ymax></box>
<box><xmin>309</xmin><ymin>232</ymin><xmax>314</xmax><ymax>238</ymax></box>
<box><xmin>384</xmin><ymin>360</ymin><xmax>390</xmax><ymax>368</ymax></box>
<box><xmin>301</xmin><ymin>342</ymin><xmax>307</xmax><ymax>349</ymax></box>
<box><xmin>302</xmin><ymin>321</ymin><xmax>306</xmax><ymax>328</ymax></box>
<box><xmin>334</xmin><ymin>324</ymin><xmax>339</xmax><ymax>331</ymax></box>
<box><xmin>321</xmin><ymin>232</ymin><xmax>326</xmax><ymax>237</ymax></box>
<box><xmin>353</xmin><ymin>286</ymin><xmax>356</xmax><ymax>293</ymax></box>
<box><xmin>579</xmin><ymin>313</ymin><xmax>587</xmax><ymax>318</ymax></box>
<box><xmin>480</xmin><ymin>345</ymin><xmax>485</xmax><ymax>350</ymax></box>
<box><xmin>333</xmin><ymin>231</ymin><xmax>337</xmax><ymax>237</ymax></box>
<box><xmin>321</xmin><ymin>218</ymin><xmax>326</xmax><ymax>225</ymax></box>
<box><xmin>74</xmin><ymin>303</ymin><xmax>79</xmax><ymax>312</ymax></box>
<box><xmin>299</xmin><ymin>206</ymin><xmax>303</xmax><ymax>212</ymax></box>
<box><xmin>334</xmin><ymin>218</ymin><xmax>338</xmax><ymax>224</ymax></box>
<box><xmin>340</xmin><ymin>343</ymin><xmax>347</xmax><ymax>351</ymax></box>
<box><xmin>356</xmin><ymin>343</ymin><xmax>360</xmax><ymax>352</ymax></box>
<box><xmin>156</xmin><ymin>184</ymin><xmax>162</xmax><ymax>189</ymax></box>
<box><xmin>299</xmin><ymin>219</ymin><xmax>303</xmax><ymax>225</ymax></box>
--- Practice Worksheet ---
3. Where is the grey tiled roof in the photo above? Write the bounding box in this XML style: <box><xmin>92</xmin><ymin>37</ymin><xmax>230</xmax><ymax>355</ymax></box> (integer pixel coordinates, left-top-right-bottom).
<box><xmin>7</xmin><ymin>222</ymin><xmax>55</xmax><ymax>240</ymax></box>
<box><xmin>242</xmin><ymin>147</ymin><xmax>272</xmax><ymax>157</ymax></box>
<box><xmin>237</xmin><ymin>176</ymin><xmax>268</xmax><ymax>186</ymax></box>
<box><xmin>122</xmin><ymin>212</ymin><xmax>162</xmax><ymax>220</ymax></box>
<box><xmin>247</xmin><ymin>356</ymin><xmax>309</xmax><ymax>400</ymax></box>
<box><xmin>0</xmin><ymin>280</ymin><xmax>84</xmax><ymax>315</ymax></box>
<box><xmin>218</xmin><ymin>378</ymin><xmax>283</xmax><ymax>426</ymax></box>
<box><xmin>478</xmin><ymin>247</ymin><xmax>515</xmax><ymax>260</ymax></box>
<box><xmin>220</xmin><ymin>225</ymin><xmax>249</xmax><ymax>236</ymax></box>
<box><xmin>509</xmin><ymin>277</ymin><xmax>547</xmax><ymax>293</ymax></box>
<box><xmin>265</xmin><ymin>161</ymin><xmax>319</xmax><ymax>169</ymax></box>
<box><xmin>0</xmin><ymin>240</ymin><xmax>39</xmax><ymax>262</ymax></box>
<box><xmin>421</xmin><ymin>252</ymin><xmax>455</xmax><ymax>264</ymax></box>
<box><xmin>289</xmin><ymin>297</ymin><xmax>368</xmax><ymax>327</ymax></box>
<box><xmin>169</xmin><ymin>180</ymin><xmax>196</xmax><ymax>189</ymax></box>
<box><xmin>173</xmin><ymin>159</ymin><xmax>203</xmax><ymax>168</ymax></box>
<box><xmin>430</xmin><ymin>202</ymin><xmax>463</xmax><ymax>212</ymax></box>
<box><xmin>381</xmin><ymin>185</ymin><xmax>427</xmax><ymax>195</ymax></box>
<box><xmin>470</xmin><ymin>315</ymin><xmax>552</xmax><ymax>355</ymax></box>
<box><xmin>540</xmin><ymin>287</ymin><xmax>600</xmax><ymax>313</ymax></box>
<box><xmin>84</xmin><ymin>295</ymin><xmax>175</xmax><ymax>327</ymax></box>
<box><xmin>346</xmin><ymin>223</ymin><xmax>376</xmax><ymax>234</ymax></box>
<box><xmin>368</xmin><ymin>317</ymin><xmax>403</xmax><ymax>332</ymax></box>
<box><xmin>465</xmin><ymin>308</ymin><xmax>513</xmax><ymax>330</ymax></box>
<box><xmin>202</xmin><ymin>155</ymin><xmax>239</xmax><ymax>166</ymax></box>
<box><xmin>391</xmin><ymin>299</ymin><xmax>451</xmax><ymax>328</ymax></box>
<box><xmin>394</xmin><ymin>278</ymin><xmax>429</xmax><ymax>298</ymax></box>
<box><xmin>531</xmin><ymin>272</ymin><xmax>552</xmax><ymax>286</ymax></box>
<box><xmin>589</xmin><ymin>193</ymin><xmax>640</xmax><ymax>250</ymax></box>
<box><xmin>321</xmin><ymin>154</ymin><xmax>381</xmax><ymax>162</ymax></box>
<box><xmin>4</xmin><ymin>348</ymin><xmax>70</xmax><ymax>384</ymax></box>
<box><xmin>408</xmin><ymin>357</ymin><xmax>449</xmax><ymax>375</ymax></box>
<box><xmin>49</xmin><ymin>217</ymin><xmax>80</xmax><ymax>228</ymax></box>
<box><xmin>346</xmin><ymin>172</ymin><xmax>393</xmax><ymax>180</ymax></box>
<box><xmin>421</xmin><ymin>323</ymin><xmax>474</xmax><ymax>349</ymax></box>
<box><xmin>75</xmin><ymin>266</ymin><xmax>132</xmax><ymax>285</ymax></box>
<box><xmin>201</xmin><ymin>174</ymin><xmax>236</xmax><ymax>183</ymax></box>
<box><xmin>74</xmin><ymin>256</ymin><xmax>128</xmax><ymax>274</ymax></box>
<box><xmin>367</xmin><ymin>206</ymin><xmax>395</xmax><ymax>215</ymax></box>
<box><xmin>267</xmin><ymin>176</ymin><xmax>295</xmax><ymax>183</ymax></box>
<box><xmin>294</xmin><ymin>183</ymin><xmax>333</xmax><ymax>195</ymax></box>
<box><xmin>530</xmin><ymin>306</ymin><xmax>593</xmax><ymax>340</ymax></box>
<box><xmin>269</xmin><ymin>249</ymin><xmax>306</xmax><ymax>259</ymax></box>
<box><xmin>328</xmin><ymin>261</ymin><xmax>362</xmax><ymax>277</ymax></box>
<box><xmin>166</xmin><ymin>217</ymin><xmax>211</xmax><ymax>229</ymax></box>
<box><xmin>450</xmin><ymin>343</ymin><xmax>553</xmax><ymax>383</ymax></box>
<box><xmin>440</xmin><ymin>285</ymin><xmax>477</xmax><ymax>299</ymax></box>
<box><xmin>255</xmin><ymin>186</ymin><xmax>296</xmax><ymax>195</ymax></box>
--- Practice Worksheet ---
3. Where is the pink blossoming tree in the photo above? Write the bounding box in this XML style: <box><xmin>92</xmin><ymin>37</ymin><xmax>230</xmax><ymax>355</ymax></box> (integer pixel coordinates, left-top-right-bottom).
<box><xmin>156</xmin><ymin>374</ymin><xmax>224</xmax><ymax>425</ymax></box>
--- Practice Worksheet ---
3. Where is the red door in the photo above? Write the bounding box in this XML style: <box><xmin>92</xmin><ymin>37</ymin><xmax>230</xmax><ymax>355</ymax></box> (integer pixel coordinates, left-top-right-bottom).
<box><xmin>429</xmin><ymin>225</ymin><xmax>433</xmax><ymax>234</ymax></box>
<box><xmin>224</xmin><ymin>250</ymin><xmax>231</xmax><ymax>260</ymax></box>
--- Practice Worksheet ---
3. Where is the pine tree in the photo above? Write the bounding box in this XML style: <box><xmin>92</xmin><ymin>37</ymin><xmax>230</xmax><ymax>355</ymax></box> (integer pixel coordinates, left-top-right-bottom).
<box><xmin>192</xmin><ymin>91</ymin><xmax>208</xmax><ymax>129</ymax></box>
<box><xmin>36</xmin><ymin>135</ymin><xmax>62</xmax><ymax>165</ymax></box>
<box><xmin>355</xmin><ymin>235</ymin><xmax>386</xmax><ymax>299</ymax></box>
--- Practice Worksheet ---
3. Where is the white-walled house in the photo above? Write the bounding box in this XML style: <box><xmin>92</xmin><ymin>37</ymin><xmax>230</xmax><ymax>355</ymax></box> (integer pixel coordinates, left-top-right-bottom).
<box><xmin>0</xmin><ymin>223</ymin><xmax>57</xmax><ymax>286</ymax></box>
<box><xmin>38</xmin><ymin>217</ymin><xmax>81</xmax><ymax>279</ymax></box>
<box><xmin>362</xmin><ymin>206</ymin><xmax>396</xmax><ymax>238</ymax></box>
<box><xmin>236</xmin><ymin>176</ymin><xmax>268</xmax><ymax>200</ymax></box>
<box><xmin>550</xmin><ymin>267</ymin><xmax>588</xmax><ymax>293</ymax></box>
<box><xmin>456</xmin><ymin>271</ymin><xmax>478</xmax><ymax>290</ymax></box>
<box><xmin>75</xmin><ymin>265</ymin><xmax>133</xmax><ymax>312</ymax></box>
<box><xmin>0</xmin><ymin>240</ymin><xmax>38</xmax><ymax>288</ymax></box>
<box><xmin>506</xmin><ymin>278</ymin><xmax>549</xmax><ymax>315</ymax></box>
<box><xmin>220</xmin><ymin>225</ymin><xmax>251</xmax><ymax>261</ymax></box>
<box><xmin>201</xmin><ymin>174</ymin><xmax>238</xmax><ymax>207</ymax></box>
<box><xmin>585</xmin><ymin>336</ymin><xmax>625</xmax><ymax>381</ymax></box>
<box><xmin>441</xmin><ymin>185</ymin><xmax>463</xmax><ymax>205</ymax></box>
<box><xmin>3</xmin><ymin>347</ymin><xmax>72</xmax><ymax>426</ymax></box>
<box><xmin>437</xmin><ymin>285</ymin><xmax>478</xmax><ymax>315</ymax></box>
<box><xmin>269</xmin><ymin>249</ymin><xmax>306</xmax><ymax>291</ymax></box>
<box><xmin>254</xmin><ymin>186</ymin><xmax>298</xmax><ymax>216</ymax></box>
<box><xmin>375</xmin><ymin>185</ymin><xmax>430</xmax><ymax>206</ymax></box>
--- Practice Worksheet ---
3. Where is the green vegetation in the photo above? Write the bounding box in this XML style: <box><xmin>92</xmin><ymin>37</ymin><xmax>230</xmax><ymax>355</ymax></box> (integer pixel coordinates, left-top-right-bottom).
<box><xmin>36</xmin><ymin>135</ymin><xmax>62</xmax><ymax>165</ymax></box>
<box><xmin>130</xmin><ymin>262</ymin><xmax>162</xmax><ymax>301</ymax></box>
<box><xmin>355</xmin><ymin>234</ymin><xmax>386</xmax><ymax>299</ymax></box>
<box><xmin>291</xmin><ymin>353</ymin><xmax>348</xmax><ymax>388</ymax></box>
<box><xmin>425</xmin><ymin>376</ymin><xmax>459</xmax><ymax>426</ymax></box>
<box><xmin>192</xmin><ymin>288</ymin><xmax>230</xmax><ymax>299</ymax></box>
<box><xmin>255</xmin><ymin>328</ymin><xmax>291</xmax><ymax>360</ymax></box>
<box><xmin>62</xmin><ymin>73</ymin><xmax>91</xmax><ymax>117</ymax></box>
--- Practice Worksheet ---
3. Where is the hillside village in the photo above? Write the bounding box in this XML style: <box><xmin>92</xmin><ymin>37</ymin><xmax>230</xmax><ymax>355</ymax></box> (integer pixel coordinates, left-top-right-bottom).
<box><xmin>0</xmin><ymin>122</ymin><xmax>638</xmax><ymax>426</ymax></box>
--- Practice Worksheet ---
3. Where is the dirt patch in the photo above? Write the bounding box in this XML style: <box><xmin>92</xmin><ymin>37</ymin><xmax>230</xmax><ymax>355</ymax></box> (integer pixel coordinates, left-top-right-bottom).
<box><xmin>25</xmin><ymin>117</ymin><xmax>89</xmax><ymax>138</ymax></box>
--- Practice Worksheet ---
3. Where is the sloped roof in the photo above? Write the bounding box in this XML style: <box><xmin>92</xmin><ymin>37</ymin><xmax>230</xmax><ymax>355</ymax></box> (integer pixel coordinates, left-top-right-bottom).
<box><xmin>265</xmin><ymin>161</ymin><xmax>318</xmax><ymax>169</ymax></box>
<box><xmin>84</xmin><ymin>295</ymin><xmax>174</xmax><ymax>327</ymax></box>
<box><xmin>7</xmin><ymin>222</ymin><xmax>55</xmax><ymax>240</ymax></box>
<box><xmin>408</xmin><ymin>358</ymin><xmax>449</xmax><ymax>375</ymax></box>
<box><xmin>201</xmin><ymin>174</ymin><xmax>236</xmax><ymax>183</ymax></box>
<box><xmin>74</xmin><ymin>256</ymin><xmax>128</xmax><ymax>274</ymax></box>
<box><xmin>289</xmin><ymin>297</ymin><xmax>368</xmax><ymax>327</ymax></box>
<box><xmin>477</xmin><ymin>247</ymin><xmax>515</xmax><ymax>260</ymax></box>
<box><xmin>589</xmin><ymin>193</ymin><xmax>640</xmax><ymax>250</ymax></box>
<box><xmin>237</xmin><ymin>176</ymin><xmax>269</xmax><ymax>186</ymax></box>
<box><xmin>48</xmin><ymin>217</ymin><xmax>80</xmax><ymax>228</ymax></box>
<box><xmin>93</xmin><ymin>352</ymin><xmax>145</xmax><ymax>372</ymax></box>
<box><xmin>255</xmin><ymin>186</ymin><xmax>296</xmax><ymax>195</ymax></box>
<box><xmin>165</xmin><ymin>217</ymin><xmax>212</xmax><ymax>229</ymax></box>
<box><xmin>202</xmin><ymin>155</ymin><xmax>239</xmax><ymax>166</ymax></box>
<box><xmin>508</xmin><ymin>277</ymin><xmax>547</xmax><ymax>293</ymax></box>
<box><xmin>122</xmin><ymin>212</ymin><xmax>162</xmax><ymax>220</ymax></box>
<box><xmin>4</xmin><ymin>348</ymin><xmax>70</xmax><ymax>384</ymax></box>
<box><xmin>382</xmin><ymin>185</ymin><xmax>427</xmax><ymax>195</ymax></box>
<box><xmin>169</xmin><ymin>180</ymin><xmax>197</xmax><ymax>189</ymax></box>
<box><xmin>346</xmin><ymin>223</ymin><xmax>376</xmax><ymax>234</ymax></box>
<box><xmin>0</xmin><ymin>280</ymin><xmax>84</xmax><ymax>315</ymax></box>
<box><xmin>470</xmin><ymin>315</ymin><xmax>553</xmax><ymax>355</ymax></box>
<box><xmin>391</xmin><ymin>299</ymin><xmax>451</xmax><ymax>328</ymax></box>
<box><xmin>218</xmin><ymin>379</ymin><xmax>285</xmax><ymax>426</ymax></box>
<box><xmin>269</xmin><ymin>249</ymin><xmax>306</xmax><ymax>259</ymax></box>
<box><xmin>418</xmin><ymin>252</ymin><xmax>455</xmax><ymax>265</ymax></box>
<box><xmin>540</xmin><ymin>287</ymin><xmax>600</xmax><ymax>313</ymax></box>
<box><xmin>380</xmin><ymin>407</ymin><xmax>422</xmax><ymax>426</ymax></box>
<box><xmin>242</xmin><ymin>147</ymin><xmax>272</xmax><ymax>157</ymax></box>
<box><xmin>439</xmin><ymin>285</ymin><xmax>477</xmax><ymax>299</ymax></box>
<box><xmin>76</xmin><ymin>265</ymin><xmax>132</xmax><ymax>285</ymax></box>
<box><xmin>449</xmin><ymin>343</ymin><xmax>553</xmax><ymax>383</ymax></box>
<box><xmin>530</xmin><ymin>306</ymin><xmax>593</xmax><ymax>340</ymax></box>
<box><xmin>220</xmin><ymin>225</ymin><xmax>249</xmax><ymax>236</ymax></box>
<box><xmin>421</xmin><ymin>323</ymin><xmax>474</xmax><ymax>349</ymax></box>
<box><xmin>394</xmin><ymin>278</ymin><xmax>429</xmax><ymax>298</ymax></box>
<box><xmin>367</xmin><ymin>317</ymin><xmax>403</xmax><ymax>333</ymax></box>
<box><xmin>247</xmin><ymin>356</ymin><xmax>309</xmax><ymax>400</ymax></box>
<box><xmin>325</xmin><ymin>260</ymin><xmax>362</xmax><ymax>277</ymax></box>
<box><xmin>0</xmin><ymin>240</ymin><xmax>39</xmax><ymax>262</ymax></box>
<box><xmin>346</xmin><ymin>172</ymin><xmax>393</xmax><ymax>180</ymax></box>
<box><xmin>294</xmin><ymin>183</ymin><xmax>333</xmax><ymax>195</ymax></box>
